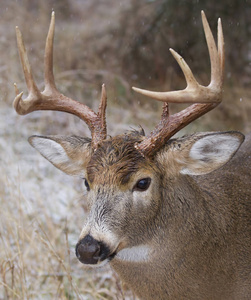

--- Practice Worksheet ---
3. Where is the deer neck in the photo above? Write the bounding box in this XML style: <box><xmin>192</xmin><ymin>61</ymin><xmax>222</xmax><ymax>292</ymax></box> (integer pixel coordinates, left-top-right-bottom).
<box><xmin>110</xmin><ymin>175</ymin><xmax>232</xmax><ymax>299</ymax></box>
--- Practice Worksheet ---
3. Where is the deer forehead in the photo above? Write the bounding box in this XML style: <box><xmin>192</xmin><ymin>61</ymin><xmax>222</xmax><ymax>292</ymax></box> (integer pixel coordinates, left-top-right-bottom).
<box><xmin>86</xmin><ymin>136</ymin><xmax>155</xmax><ymax>186</ymax></box>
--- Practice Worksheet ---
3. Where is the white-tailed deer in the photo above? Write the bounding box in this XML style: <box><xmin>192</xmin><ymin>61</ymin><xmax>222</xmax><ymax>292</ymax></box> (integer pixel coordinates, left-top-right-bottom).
<box><xmin>14</xmin><ymin>11</ymin><xmax>250</xmax><ymax>299</ymax></box>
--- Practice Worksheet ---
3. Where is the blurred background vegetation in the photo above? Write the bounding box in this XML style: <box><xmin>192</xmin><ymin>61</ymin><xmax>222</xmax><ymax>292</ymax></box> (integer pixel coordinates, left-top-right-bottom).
<box><xmin>0</xmin><ymin>0</ymin><xmax>250</xmax><ymax>299</ymax></box>
<box><xmin>1</xmin><ymin>0</ymin><xmax>251</xmax><ymax>133</ymax></box>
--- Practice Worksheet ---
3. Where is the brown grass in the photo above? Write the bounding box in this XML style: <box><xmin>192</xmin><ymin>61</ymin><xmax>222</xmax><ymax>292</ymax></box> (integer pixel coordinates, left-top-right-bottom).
<box><xmin>0</xmin><ymin>105</ymin><xmax>135</xmax><ymax>299</ymax></box>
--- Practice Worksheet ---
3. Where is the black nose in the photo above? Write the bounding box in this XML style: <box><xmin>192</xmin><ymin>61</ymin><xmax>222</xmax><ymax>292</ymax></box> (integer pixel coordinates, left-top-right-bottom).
<box><xmin>75</xmin><ymin>234</ymin><xmax>110</xmax><ymax>265</ymax></box>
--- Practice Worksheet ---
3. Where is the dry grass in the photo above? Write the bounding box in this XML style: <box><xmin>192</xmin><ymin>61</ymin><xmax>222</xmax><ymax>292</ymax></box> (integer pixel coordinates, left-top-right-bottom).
<box><xmin>0</xmin><ymin>1</ymin><xmax>250</xmax><ymax>299</ymax></box>
<box><xmin>0</xmin><ymin>104</ymin><xmax>136</xmax><ymax>299</ymax></box>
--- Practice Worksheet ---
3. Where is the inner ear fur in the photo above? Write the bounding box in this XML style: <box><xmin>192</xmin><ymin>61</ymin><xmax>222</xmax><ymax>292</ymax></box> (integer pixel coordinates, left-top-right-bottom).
<box><xmin>156</xmin><ymin>131</ymin><xmax>244</xmax><ymax>176</ymax></box>
<box><xmin>28</xmin><ymin>135</ymin><xmax>92</xmax><ymax>176</ymax></box>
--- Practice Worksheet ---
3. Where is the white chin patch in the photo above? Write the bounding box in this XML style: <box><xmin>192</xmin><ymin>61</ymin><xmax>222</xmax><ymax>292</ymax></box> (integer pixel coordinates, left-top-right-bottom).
<box><xmin>116</xmin><ymin>245</ymin><xmax>150</xmax><ymax>262</ymax></box>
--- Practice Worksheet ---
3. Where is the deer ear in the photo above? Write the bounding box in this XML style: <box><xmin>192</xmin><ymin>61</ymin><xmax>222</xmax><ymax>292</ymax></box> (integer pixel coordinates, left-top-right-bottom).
<box><xmin>28</xmin><ymin>135</ymin><xmax>92</xmax><ymax>176</ymax></box>
<box><xmin>158</xmin><ymin>132</ymin><xmax>244</xmax><ymax>176</ymax></box>
<box><xmin>178</xmin><ymin>132</ymin><xmax>244</xmax><ymax>175</ymax></box>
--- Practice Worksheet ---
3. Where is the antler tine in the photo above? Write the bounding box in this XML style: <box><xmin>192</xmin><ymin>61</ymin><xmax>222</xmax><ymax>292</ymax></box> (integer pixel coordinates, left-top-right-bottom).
<box><xmin>134</xmin><ymin>12</ymin><xmax>225</xmax><ymax>157</ymax></box>
<box><xmin>13</xmin><ymin>11</ymin><xmax>107</xmax><ymax>150</ymax></box>
<box><xmin>14</xmin><ymin>26</ymin><xmax>41</xmax><ymax>113</ymax></box>
<box><xmin>132</xmin><ymin>11</ymin><xmax>224</xmax><ymax>104</ymax></box>
<box><xmin>92</xmin><ymin>84</ymin><xmax>107</xmax><ymax>148</ymax></box>
<box><xmin>217</xmin><ymin>18</ymin><xmax>225</xmax><ymax>84</ymax></box>
<box><xmin>98</xmin><ymin>84</ymin><xmax>107</xmax><ymax>132</ymax></box>
<box><xmin>44</xmin><ymin>10</ymin><xmax>57</xmax><ymax>92</ymax></box>
<box><xmin>133</xmin><ymin>47</ymin><xmax>200</xmax><ymax>103</ymax></box>
<box><xmin>201</xmin><ymin>11</ymin><xmax>223</xmax><ymax>90</ymax></box>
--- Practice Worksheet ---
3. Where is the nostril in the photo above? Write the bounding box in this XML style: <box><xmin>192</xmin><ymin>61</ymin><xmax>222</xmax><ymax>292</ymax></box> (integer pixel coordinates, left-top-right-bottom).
<box><xmin>76</xmin><ymin>235</ymin><xmax>101</xmax><ymax>265</ymax></box>
<box><xmin>92</xmin><ymin>247</ymin><xmax>101</xmax><ymax>259</ymax></box>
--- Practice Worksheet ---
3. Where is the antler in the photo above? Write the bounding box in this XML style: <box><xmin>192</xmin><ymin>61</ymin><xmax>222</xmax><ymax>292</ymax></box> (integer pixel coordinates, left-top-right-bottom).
<box><xmin>133</xmin><ymin>11</ymin><xmax>225</xmax><ymax>157</ymax></box>
<box><xmin>13</xmin><ymin>11</ymin><xmax>107</xmax><ymax>150</ymax></box>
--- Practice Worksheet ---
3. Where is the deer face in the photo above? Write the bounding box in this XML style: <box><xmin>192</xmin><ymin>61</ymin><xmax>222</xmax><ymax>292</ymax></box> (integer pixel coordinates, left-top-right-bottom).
<box><xmin>77</xmin><ymin>135</ymin><xmax>163</xmax><ymax>266</ymax></box>
<box><xmin>28</xmin><ymin>130</ymin><xmax>243</xmax><ymax>266</ymax></box>
<box><xmin>29</xmin><ymin>132</ymin><xmax>163</xmax><ymax>266</ymax></box>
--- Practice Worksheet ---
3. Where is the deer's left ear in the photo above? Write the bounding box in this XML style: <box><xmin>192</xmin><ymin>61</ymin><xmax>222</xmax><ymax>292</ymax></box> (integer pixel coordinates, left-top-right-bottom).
<box><xmin>157</xmin><ymin>132</ymin><xmax>244</xmax><ymax>176</ymax></box>
<box><xmin>28</xmin><ymin>135</ymin><xmax>92</xmax><ymax>176</ymax></box>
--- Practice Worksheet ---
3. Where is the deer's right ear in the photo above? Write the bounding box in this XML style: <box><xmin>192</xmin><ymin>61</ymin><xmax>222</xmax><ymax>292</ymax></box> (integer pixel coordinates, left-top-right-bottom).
<box><xmin>28</xmin><ymin>135</ymin><xmax>92</xmax><ymax>176</ymax></box>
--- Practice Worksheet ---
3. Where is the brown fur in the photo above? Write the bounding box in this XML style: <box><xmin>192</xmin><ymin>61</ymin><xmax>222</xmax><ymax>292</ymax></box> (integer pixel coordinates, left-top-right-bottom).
<box><xmin>87</xmin><ymin>133</ymin><xmax>147</xmax><ymax>185</ymax></box>
<box><xmin>109</xmin><ymin>133</ymin><xmax>251</xmax><ymax>299</ymax></box>
<box><xmin>29</xmin><ymin>131</ymin><xmax>251</xmax><ymax>299</ymax></box>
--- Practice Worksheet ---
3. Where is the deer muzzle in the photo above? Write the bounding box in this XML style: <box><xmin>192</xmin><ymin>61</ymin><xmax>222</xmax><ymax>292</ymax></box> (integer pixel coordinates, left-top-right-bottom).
<box><xmin>75</xmin><ymin>234</ymin><xmax>113</xmax><ymax>265</ymax></box>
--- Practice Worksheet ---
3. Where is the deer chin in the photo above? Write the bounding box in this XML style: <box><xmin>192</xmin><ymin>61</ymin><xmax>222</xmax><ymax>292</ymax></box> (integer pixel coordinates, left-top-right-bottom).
<box><xmin>114</xmin><ymin>244</ymin><xmax>151</xmax><ymax>263</ymax></box>
<box><xmin>82</xmin><ymin>243</ymin><xmax>152</xmax><ymax>267</ymax></box>
<box><xmin>88</xmin><ymin>244</ymin><xmax>151</xmax><ymax>266</ymax></box>
<box><xmin>82</xmin><ymin>256</ymin><xmax>115</xmax><ymax>269</ymax></box>
<box><xmin>77</xmin><ymin>250</ymin><xmax>116</xmax><ymax>269</ymax></box>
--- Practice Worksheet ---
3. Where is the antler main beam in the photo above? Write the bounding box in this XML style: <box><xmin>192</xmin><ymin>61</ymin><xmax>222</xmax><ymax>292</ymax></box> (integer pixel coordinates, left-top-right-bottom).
<box><xmin>14</xmin><ymin>11</ymin><xmax>107</xmax><ymax>150</ymax></box>
<box><xmin>133</xmin><ymin>11</ymin><xmax>225</xmax><ymax>157</ymax></box>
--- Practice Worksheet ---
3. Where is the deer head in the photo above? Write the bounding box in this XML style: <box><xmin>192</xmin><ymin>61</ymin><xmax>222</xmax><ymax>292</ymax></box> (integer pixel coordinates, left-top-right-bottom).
<box><xmin>14</xmin><ymin>11</ymin><xmax>244</xmax><ymax>277</ymax></box>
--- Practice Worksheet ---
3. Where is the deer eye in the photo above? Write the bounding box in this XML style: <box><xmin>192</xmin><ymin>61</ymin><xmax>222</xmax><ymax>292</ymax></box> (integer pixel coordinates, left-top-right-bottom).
<box><xmin>84</xmin><ymin>179</ymin><xmax>90</xmax><ymax>191</ymax></box>
<box><xmin>133</xmin><ymin>178</ymin><xmax>151</xmax><ymax>192</ymax></box>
